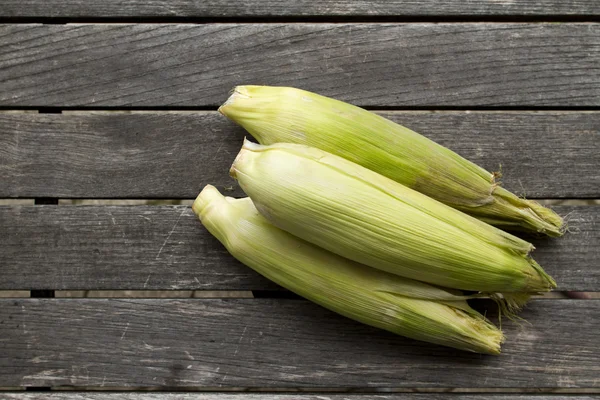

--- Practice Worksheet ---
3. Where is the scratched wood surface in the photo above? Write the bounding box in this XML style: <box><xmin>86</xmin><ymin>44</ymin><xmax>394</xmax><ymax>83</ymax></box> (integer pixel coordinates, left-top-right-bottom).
<box><xmin>1</xmin><ymin>205</ymin><xmax>596</xmax><ymax>291</ymax></box>
<box><xmin>1</xmin><ymin>112</ymin><xmax>598</xmax><ymax>198</ymax></box>
<box><xmin>1</xmin><ymin>1</ymin><xmax>599</xmax><ymax>395</ymax></box>
<box><xmin>2</xmin><ymin>1</ymin><xmax>600</xmax><ymax>17</ymax></box>
<box><xmin>1</xmin><ymin>299</ymin><xmax>599</xmax><ymax>388</ymax></box>
<box><xmin>3</xmin><ymin>395</ymin><xmax>599</xmax><ymax>400</ymax></box>
<box><xmin>1</xmin><ymin>24</ymin><xmax>599</xmax><ymax>108</ymax></box>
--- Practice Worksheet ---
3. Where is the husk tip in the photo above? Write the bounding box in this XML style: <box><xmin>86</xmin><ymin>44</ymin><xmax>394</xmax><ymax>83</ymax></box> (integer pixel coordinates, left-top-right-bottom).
<box><xmin>472</xmin><ymin>319</ymin><xmax>504</xmax><ymax>355</ymax></box>
<box><xmin>486</xmin><ymin>331</ymin><xmax>504</xmax><ymax>356</ymax></box>
<box><xmin>219</xmin><ymin>86</ymin><xmax>253</xmax><ymax>116</ymax></box>
<box><xmin>230</xmin><ymin>138</ymin><xmax>262</xmax><ymax>179</ymax></box>
<box><xmin>192</xmin><ymin>184</ymin><xmax>223</xmax><ymax>218</ymax></box>
<box><xmin>528</xmin><ymin>257</ymin><xmax>557</xmax><ymax>291</ymax></box>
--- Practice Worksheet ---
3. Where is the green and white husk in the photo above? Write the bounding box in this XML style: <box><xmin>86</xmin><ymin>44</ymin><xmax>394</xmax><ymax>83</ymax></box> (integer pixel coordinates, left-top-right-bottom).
<box><xmin>193</xmin><ymin>185</ymin><xmax>504</xmax><ymax>354</ymax></box>
<box><xmin>220</xmin><ymin>86</ymin><xmax>564</xmax><ymax>237</ymax></box>
<box><xmin>229</xmin><ymin>140</ymin><xmax>556</xmax><ymax>296</ymax></box>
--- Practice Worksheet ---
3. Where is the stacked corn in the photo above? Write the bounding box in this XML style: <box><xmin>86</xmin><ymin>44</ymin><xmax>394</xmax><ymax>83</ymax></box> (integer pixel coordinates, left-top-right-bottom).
<box><xmin>191</xmin><ymin>86</ymin><xmax>561</xmax><ymax>354</ymax></box>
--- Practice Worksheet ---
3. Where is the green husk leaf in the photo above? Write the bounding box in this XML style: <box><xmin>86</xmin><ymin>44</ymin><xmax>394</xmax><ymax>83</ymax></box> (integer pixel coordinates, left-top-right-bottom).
<box><xmin>230</xmin><ymin>140</ymin><xmax>556</xmax><ymax>294</ymax></box>
<box><xmin>193</xmin><ymin>185</ymin><xmax>504</xmax><ymax>354</ymax></box>
<box><xmin>220</xmin><ymin>85</ymin><xmax>564</xmax><ymax>237</ymax></box>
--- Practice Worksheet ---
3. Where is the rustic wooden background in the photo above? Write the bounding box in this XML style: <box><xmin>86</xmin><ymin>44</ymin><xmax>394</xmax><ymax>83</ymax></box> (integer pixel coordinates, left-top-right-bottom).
<box><xmin>0</xmin><ymin>1</ymin><xmax>599</xmax><ymax>399</ymax></box>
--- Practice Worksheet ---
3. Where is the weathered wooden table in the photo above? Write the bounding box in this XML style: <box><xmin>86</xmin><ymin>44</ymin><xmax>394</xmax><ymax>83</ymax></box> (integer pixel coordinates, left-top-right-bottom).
<box><xmin>1</xmin><ymin>1</ymin><xmax>600</xmax><ymax>399</ymax></box>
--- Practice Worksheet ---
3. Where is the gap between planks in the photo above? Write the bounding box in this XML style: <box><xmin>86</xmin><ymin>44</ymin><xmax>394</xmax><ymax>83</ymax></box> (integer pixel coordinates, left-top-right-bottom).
<box><xmin>0</xmin><ymin>291</ymin><xmax>254</xmax><ymax>299</ymax></box>
<box><xmin>4</xmin><ymin>107</ymin><xmax>600</xmax><ymax>113</ymax></box>
<box><xmin>0</xmin><ymin>200</ymin><xmax>598</xmax><ymax>205</ymax></box>
<box><xmin>0</xmin><ymin>291</ymin><xmax>598</xmax><ymax>299</ymax></box>
<box><xmin>4</xmin><ymin>109</ymin><xmax>600</xmax><ymax>114</ymax></box>
<box><xmin>3</xmin><ymin>15</ymin><xmax>600</xmax><ymax>24</ymax></box>
<box><xmin>1</xmin><ymin>388</ymin><xmax>600</xmax><ymax>393</ymax></box>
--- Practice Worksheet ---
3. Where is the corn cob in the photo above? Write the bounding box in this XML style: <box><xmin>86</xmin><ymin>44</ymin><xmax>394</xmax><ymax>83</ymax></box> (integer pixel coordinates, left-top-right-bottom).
<box><xmin>193</xmin><ymin>184</ymin><xmax>504</xmax><ymax>354</ymax></box>
<box><xmin>220</xmin><ymin>85</ymin><xmax>564</xmax><ymax>237</ymax></box>
<box><xmin>229</xmin><ymin>139</ymin><xmax>556</xmax><ymax>295</ymax></box>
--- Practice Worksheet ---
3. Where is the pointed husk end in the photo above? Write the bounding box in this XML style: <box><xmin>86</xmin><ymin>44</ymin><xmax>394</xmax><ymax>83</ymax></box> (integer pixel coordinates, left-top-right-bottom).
<box><xmin>218</xmin><ymin>86</ymin><xmax>254</xmax><ymax>116</ymax></box>
<box><xmin>461</xmin><ymin>309</ymin><xmax>505</xmax><ymax>355</ymax></box>
<box><xmin>479</xmin><ymin>324</ymin><xmax>504</xmax><ymax>356</ymax></box>
<box><xmin>528</xmin><ymin>257</ymin><xmax>557</xmax><ymax>291</ymax></box>
<box><xmin>229</xmin><ymin>138</ymin><xmax>264</xmax><ymax>180</ymax></box>
<box><xmin>192</xmin><ymin>184</ymin><xmax>223</xmax><ymax>218</ymax></box>
<box><xmin>488</xmin><ymin>186</ymin><xmax>565</xmax><ymax>237</ymax></box>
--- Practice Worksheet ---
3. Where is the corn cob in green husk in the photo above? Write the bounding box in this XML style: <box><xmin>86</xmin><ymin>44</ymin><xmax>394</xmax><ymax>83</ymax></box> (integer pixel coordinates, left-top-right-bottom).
<box><xmin>229</xmin><ymin>139</ymin><xmax>556</xmax><ymax>297</ymax></box>
<box><xmin>193</xmin><ymin>184</ymin><xmax>504</xmax><ymax>354</ymax></box>
<box><xmin>220</xmin><ymin>86</ymin><xmax>564</xmax><ymax>237</ymax></box>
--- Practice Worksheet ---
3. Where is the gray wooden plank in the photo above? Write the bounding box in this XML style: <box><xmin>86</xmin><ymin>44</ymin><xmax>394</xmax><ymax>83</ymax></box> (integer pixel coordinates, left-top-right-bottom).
<box><xmin>2</xmin><ymin>1</ymin><xmax>600</xmax><ymax>17</ymax></box>
<box><xmin>0</xmin><ymin>205</ymin><xmax>278</xmax><ymax>291</ymax></box>
<box><xmin>1</xmin><ymin>111</ymin><xmax>598</xmax><ymax>198</ymax></box>
<box><xmin>0</xmin><ymin>299</ymin><xmax>598</xmax><ymax>388</ymax></box>
<box><xmin>0</xmin><ymin>24</ymin><xmax>599</xmax><ymax>107</ymax></box>
<box><xmin>3</xmin><ymin>395</ymin><xmax>599</xmax><ymax>400</ymax></box>
<box><xmin>0</xmin><ymin>205</ymin><xmax>597</xmax><ymax>291</ymax></box>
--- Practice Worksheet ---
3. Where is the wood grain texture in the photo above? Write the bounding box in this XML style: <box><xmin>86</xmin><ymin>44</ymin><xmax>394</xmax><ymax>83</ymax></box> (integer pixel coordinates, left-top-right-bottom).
<box><xmin>3</xmin><ymin>395</ymin><xmax>599</xmax><ymax>400</ymax></box>
<box><xmin>2</xmin><ymin>0</ymin><xmax>600</xmax><ymax>17</ymax></box>
<box><xmin>1</xmin><ymin>111</ymin><xmax>598</xmax><ymax>198</ymax></box>
<box><xmin>1</xmin><ymin>299</ymin><xmax>599</xmax><ymax>388</ymax></box>
<box><xmin>0</xmin><ymin>24</ymin><xmax>599</xmax><ymax>107</ymax></box>
<box><xmin>0</xmin><ymin>205</ymin><xmax>597</xmax><ymax>291</ymax></box>
<box><xmin>0</xmin><ymin>205</ymin><xmax>277</xmax><ymax>291</ymax></box>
